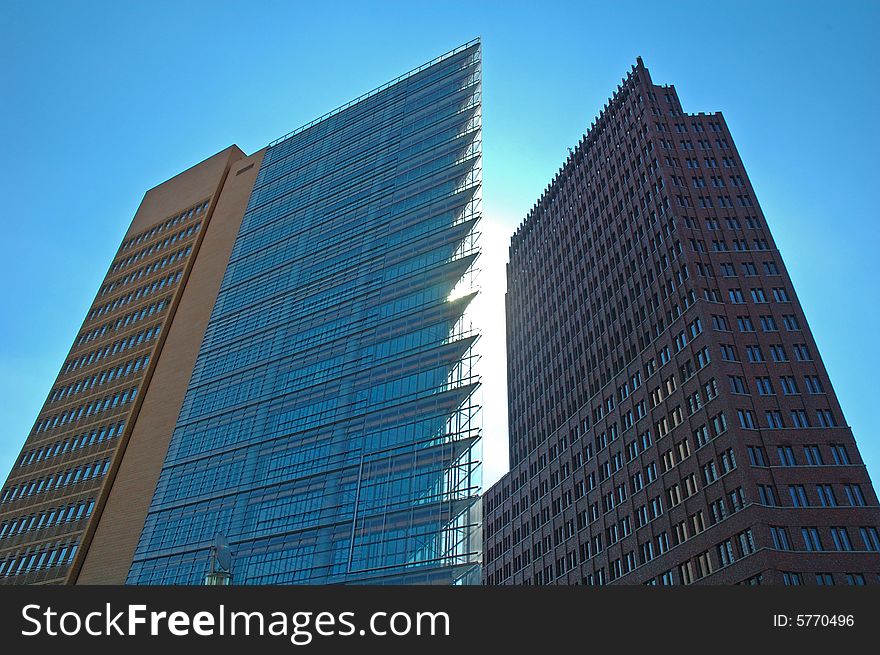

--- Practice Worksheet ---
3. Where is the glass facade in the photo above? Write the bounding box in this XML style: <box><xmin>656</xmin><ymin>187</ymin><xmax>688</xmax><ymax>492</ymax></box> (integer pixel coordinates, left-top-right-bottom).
<box><xmin>126</xmin><ymin>41</ymin><xmax>483</xmax><ymax>585</ymax></box>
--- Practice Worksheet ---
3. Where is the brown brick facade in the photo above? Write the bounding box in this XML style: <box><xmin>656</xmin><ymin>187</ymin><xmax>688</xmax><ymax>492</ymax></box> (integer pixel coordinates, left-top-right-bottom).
<box><xmin>483</xmin><ymin>59</ymin><xmax>880</xmax><ymax>586</ymax></box>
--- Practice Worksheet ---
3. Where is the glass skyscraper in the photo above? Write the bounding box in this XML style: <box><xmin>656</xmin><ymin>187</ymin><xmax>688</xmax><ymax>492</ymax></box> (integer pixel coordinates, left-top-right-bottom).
<box><xmin>124</xmin><ymin>41</ymin><xmax>483</xmax><ymax>585</ymax></box>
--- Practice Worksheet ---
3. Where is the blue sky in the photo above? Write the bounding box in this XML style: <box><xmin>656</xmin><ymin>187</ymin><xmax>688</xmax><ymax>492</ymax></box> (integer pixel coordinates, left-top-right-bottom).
<box><xmin>1</xmin><ymin>1</ymin><xmax>878</xmax><ymax>490</ymax></box>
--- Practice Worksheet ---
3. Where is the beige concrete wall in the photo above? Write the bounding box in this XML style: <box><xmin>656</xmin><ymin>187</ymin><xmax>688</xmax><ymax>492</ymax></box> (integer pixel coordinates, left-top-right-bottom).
<box><xmin>125</xmin><ymin>146</ymin><xmax>245</xmax><ymax>237</ymax></box>
<box><xmin>74</xmin><ymin>148</ymin><xmax>265</xmax><ymax>584</ymax></box>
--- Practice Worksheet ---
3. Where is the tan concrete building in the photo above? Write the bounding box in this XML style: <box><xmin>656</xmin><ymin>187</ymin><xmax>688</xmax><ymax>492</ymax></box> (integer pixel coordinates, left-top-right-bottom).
<box><xmin>0</xmin><ymin>145</ymin><xmax>264</xmax><ymax>583</ymax></box>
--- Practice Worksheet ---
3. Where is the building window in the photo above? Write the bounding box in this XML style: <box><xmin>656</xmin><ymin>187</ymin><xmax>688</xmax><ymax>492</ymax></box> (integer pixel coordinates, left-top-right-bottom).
<box><xmin>766</xmin><ymin>410</ymin><xmax>784</xmax><ymax>429</ymax></box>
<box><xmin>830</xmin><ymin>527</ymin><xmax>854</xmax><ymax>552</ymax></box>
<box><xmin>804</xmin><ymin>375</ymin><xmax>824</xmax><ymax>394</ymax></box>
<box><xmin>736</xmin><ymin>529</ymin><xmax>756</xmax><ymax>556</ymax></box>
<box><xmin>758</xmin><ymin>484</ymin><xmax>779</xmax><ymax>506</ymax></box>
<box><xmin>746</xmin><ymin>345</ymin><xmax>764</xmax><ymax>362</ymax></box>
<box><xmin>747</xmin><ymin>445</ymin><xmax>767</xmax><ymax>467</ymax></box>
<box><xmin>737</xmin><ymin>409</ymin><xmax>756</xmax><ymax>429</ymax></box>
<box><xmin>817</xmin><ymin>410</ymin><xmax>837</xmax><ymax>428</ymax></box>
<box><xmin>802</xmin><ymin>527</ymin><xmax>824</xmax><ymax>552</ymax></box>
<box><xmin>790</xmin><ymin>408</ymin><xmax>810</xmax><ymax>428</ymax></box>
<box><xmin>844</xmin><ymin>484</ymin><xmax>866</xmax><ymax>507</ymax></box>
<box><xmin>804</xmin><ymin>445</ymin><xmax>823</xmax><ymax>465</ymax></box>
<box><xmin>815</xmin><ymin>573</ymin><xmax>834</xmax><ymax>585</ymax></box>
<box><xmin>788</xmin><ymin>485</ymin><xmax>809</xmax><ymax>507</ymax></box>
<box><xmin>782</xmin><ymin>572</ymin><xmax>802</xmax><ymax>586</ymax></box>
<box><xmin>816</xmin><ymin>484</ymin><xmax>837</xmax><ymax>507</ymax></box>
<box><xmin>777</xmin><ymin>446</ymin><xmax>797</xmax><ymax>466</ymax></box>
<box><xmin>728</xmin><ymin>376</ymin><xmax>748</xmax><ymax>394</ymax></box>
<box><xmin>830</xmin><ymin>444</ymin><xmax>851</xmax><ymax>465</ymax></box>
<box><xmin>860</xmin><ymin>527</ymin><xmax>880</xmax><ymax>552</ymax></box>
<box><xmin>770</xmin><ymin>526</ymin><xmax>791</xmax><ymax>551</ymax></box>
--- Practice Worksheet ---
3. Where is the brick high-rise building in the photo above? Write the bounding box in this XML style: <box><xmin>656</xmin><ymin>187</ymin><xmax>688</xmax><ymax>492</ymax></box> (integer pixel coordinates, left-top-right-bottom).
<box><xmin>0</xmin><ymin>40</ymin><xmax>483</xmax><ymax>585</ymax></box>
<box><xmin>0</xmin><ymin>146</ymin><xmax>257</xmax><ymax>584</ymax></box>
<box><xmin>483</xmin><ymin>58</ymin><xmax>880</xmax><ymax>586</ymax></box>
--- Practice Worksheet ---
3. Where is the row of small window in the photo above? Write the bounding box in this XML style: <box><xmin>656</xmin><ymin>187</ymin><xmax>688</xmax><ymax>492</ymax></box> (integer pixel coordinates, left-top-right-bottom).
<box><xmin>113</xmin><ymin>221</ymin><xmax>201</xmax><ymax>276</ymax></box>
<box><xmin>760</xmin><ymin>482</ymin><xmax>868</xmax><ymax>508</ymax></box>
<box><xmin>668</xmin><ymin>134</ymin><xmax>731</xmax><ymax>151</ymax></box>
<box><xmin>683</xmin><ymin>214</ymin><xmax>761</xmax><ymax>231</ymax></box>
<box><xmin>663</xmin><ymin>155</ymin><xmax>737</xmax><ymax>176</ymax></box>
<box><xmin>75</xmin><ymin>297</ymin><xmax>170</xmax><ymax>347</ymax></box>
<box><xmin>32</xmin><ymin>386</ymin><xmax>137</xmax><ymax>435</ymax></box>
<box><xmin>17</xmin><ymin>420</ymin><xmax>125</xmax><ymax>469</ymax></box>
<box><xmin>677</xmin><ymin>194</ymin><xmax>753</xmax><ymax>209</ymax></box>
<box><xmin>782</xmin><ymin>572</ymin><xmax>874</xmax><ymax>586</ymax></box>
<box><xmin>117</xmin><ymin>200</ymin><xmax>207</xmax><ymax>255</ymax></box>
<box><xmin>718</xmin><ymin>260</ymin><xmax>779</xmax><ymax>277</ymax></box>
<box><xmin>576</xmin><ymin>360</ymin><xmax>711</xmax><ymax>471</ymax></box>
<box><xmin>582</xmin><ymin>527</ymin><xmax>756</xmax><ymax>586</ymax></box>
<box><xmin>0</xmin><ymin>498</ymin><xmax>95</xmax><ymax>540</ymax></box>
<box><xmin>649</xmin><ymin>88</ymin><xmax>677</xmax><ymax>104</ymax></box>
<box><xmin>645</xmin><ymin>570</ymin><xmax>880</xmax><ymax>586</ymax></box>
<box><xmin>524</xmin><ymin>421</ymin><xmax>618</xmax><ymax>496</ymax></box>
<box><xmin>771</xmin><ymin>526</ymin><xmax>880</xmax><ymax>553</ymax></box>
<box><xmin>736</xmin><ymin>407</ymin><xmax>837</xmax><ymax>430</ymax></box>
<box><xmin>715</xmin><ymin>318</ymin><xmax>810</xmax><ymax>349</ymax></box>
<box><xmin>691</xmin><ymin>237</ymin><xmax>770</xmax><ymax>252</ymax></box>
<box><xmin>86</xmin><ymin>269</ymin><xmax>183</xmax><ymax>323</ymax></box>
<box><xmin>517</xmin><ymin>174</ymin><xmax>658</xmax><ymax>261</ymax></box>
<box><xmin>746</xmin><ymin>338</ymin><xmax>796</xmax><ymax>363</ymax></box>
<box><xmin>669</xmin><ymin>174</ymin><xmax>745</xmax><ymax>190</ymax></box>
<box><xmin>747</xmin><ymin>442</ymin><xmax>851</xmax><ymax>467</ymax></box>
<box><xmin>671</xmin><ymin>138</ymin><xmax>731</xmax><ymax>151</ymax></box>
<box><xmin>49</xmin><ymin>355</ymin><xmax>149</xmax><ymax>404</ymax></box>
<box><xmin>0</xmin><ymin>541</ymin><xmax>79</xmax><ymax>578</ymax></box>
<box><xmin>63</xmin><ymin>323</ymin><xmax>161</xmax><ymax>375</ymax></box>
<box><xmin>676</xmin><ymin>155</ymin><xmax>735</xmax><ymax>169</ymax></box>
<box><xmin>685</xmin><ymin>174</ymin><xmax>747</xmax><ymax>189</ymax></box>
<box><xmin>100</xmin><ymin>245</ymin><xmax>191</xmax><ymax>297</ymax></box>
<box><xmin>670</xmin><ymin>120</ymin><xmax>724</xmax><ymax>134</ymax></box>
<box><xmin>725</xmin><ymin>286</ymin><xmax>789</xmax><ymax>304</ymax></box>
<box><xmin>0</xmin><ymin>459</ymin><xmax>111</xmax><ymax>504</ymax></box>
<box><xmin>648</xmin><ymin>454</ymin><xmax>736</xmax><ymax>510</ymax></box>
<box><xmin>656</xmin><ymin>120</ymin><xmax>717</xmax><ymax>135</ymax></box>
<box><xmin>731</xmin><ymin>374</ymin><xmax>824</xmax><ymax>396</ymax></box>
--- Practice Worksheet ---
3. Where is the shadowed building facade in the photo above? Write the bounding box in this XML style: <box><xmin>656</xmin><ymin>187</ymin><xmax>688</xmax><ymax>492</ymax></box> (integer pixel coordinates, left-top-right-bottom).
<box><xmin>0</xmin><ymin>41</ymin><xmax>483</xmax><ymax>585</ymax></box>
<box><xmin>483</xmin><ymin>59</ymin><xmax>880</xmax><ymax>586</ymax></box>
